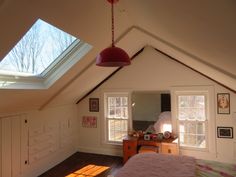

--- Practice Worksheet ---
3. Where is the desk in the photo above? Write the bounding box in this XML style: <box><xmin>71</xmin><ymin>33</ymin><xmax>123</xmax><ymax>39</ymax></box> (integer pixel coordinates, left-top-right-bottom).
<box><xmin>123</xmin><ymin>136</ymin><xmax>179</xmax><ymax>163</ymax></box>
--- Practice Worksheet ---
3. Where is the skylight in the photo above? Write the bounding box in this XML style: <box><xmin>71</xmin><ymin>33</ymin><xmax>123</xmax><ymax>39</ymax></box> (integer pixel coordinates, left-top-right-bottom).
<box><xmin>0</xmin><ymin>19</ymin><xmax>92</xmax><ymax>89</ymax></box>
<box><xmin>0</xmin><ymin>19</ymin><xmax>77</xmax><ymax>77</ymax></box>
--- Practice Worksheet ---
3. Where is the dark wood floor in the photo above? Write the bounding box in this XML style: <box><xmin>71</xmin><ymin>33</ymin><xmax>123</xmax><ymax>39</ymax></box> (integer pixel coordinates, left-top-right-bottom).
<box><xmin>38</xmin><ymin>152</ymin><xmax>123</xmax><ymax>177</ymax></box>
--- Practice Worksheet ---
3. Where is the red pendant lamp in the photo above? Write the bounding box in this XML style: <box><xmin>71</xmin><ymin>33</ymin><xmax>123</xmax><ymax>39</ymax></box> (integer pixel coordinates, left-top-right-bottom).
<box><xmin>96</xmin><ymin>0</ymin><xmax>130</xmax><ymax>67</ymax></box>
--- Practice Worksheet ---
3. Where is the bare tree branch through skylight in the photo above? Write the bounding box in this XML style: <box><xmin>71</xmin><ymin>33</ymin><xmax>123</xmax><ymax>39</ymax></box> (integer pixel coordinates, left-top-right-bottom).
<box><xmin>0</xmin><ymin>19</ymin><xmax>77</xmax><ymax>76</ymax></box>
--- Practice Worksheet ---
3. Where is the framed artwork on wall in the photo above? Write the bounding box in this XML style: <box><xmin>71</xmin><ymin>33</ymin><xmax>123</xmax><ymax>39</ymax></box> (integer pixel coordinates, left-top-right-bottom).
<box><xmin>217</xmin><ymin>93</ymin><xmax>230</xmax><ymax>114</ymax></box>
<box><xmin>217</xmin><ymin>127</ymin><xmax>233</xmax><ymax>139</ymax></box>
<box><xmin>82</xmin><ymin>116</ymin><xmax>97</xmax><ymax>128</ymax></box>
<box><xmin>89</xmin><ymin>98</ymin><xmax>99</xmax><ymax>112</ymax></box>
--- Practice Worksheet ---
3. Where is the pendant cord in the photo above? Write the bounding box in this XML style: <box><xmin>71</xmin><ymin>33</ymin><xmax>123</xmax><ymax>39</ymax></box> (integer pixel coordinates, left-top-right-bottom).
<box><xmin>111</xmin><ymin>1</ymin><xmax>115</xmax><ymax>47</ymax></box>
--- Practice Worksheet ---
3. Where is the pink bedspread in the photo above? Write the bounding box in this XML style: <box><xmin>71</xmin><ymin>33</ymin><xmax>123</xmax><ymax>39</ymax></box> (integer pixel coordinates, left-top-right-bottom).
<box><xmin>115</xmin><ymin>153</ymin><xmax>196</xmax><ymax>177</ymax></box>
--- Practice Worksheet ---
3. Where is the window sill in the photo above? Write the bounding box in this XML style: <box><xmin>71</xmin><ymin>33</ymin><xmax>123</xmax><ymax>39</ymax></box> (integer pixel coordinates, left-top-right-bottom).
<box><xmin>180</xmin><ymin>146</ymin><xmax>208</xmax><ymax>152</ymax></box>
<box><xmin>103</xmin><ymin>141</ymin><xmax>123</xmax><ymax>147</ymax></box>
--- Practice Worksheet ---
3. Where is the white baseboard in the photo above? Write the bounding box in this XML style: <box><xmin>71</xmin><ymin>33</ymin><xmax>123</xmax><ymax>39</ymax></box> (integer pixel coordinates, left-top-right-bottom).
<box><xmin>77</xmin><ymin>145</ymin><xmax>122</xmax><ymax>157</ymax></box>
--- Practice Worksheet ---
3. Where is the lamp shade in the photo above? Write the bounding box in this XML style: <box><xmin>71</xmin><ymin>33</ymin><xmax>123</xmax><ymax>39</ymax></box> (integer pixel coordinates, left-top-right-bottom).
<box><xmin>96</xmin><ymin>46</ymin><xmax>130</xmax><ymax>67</ymax></box>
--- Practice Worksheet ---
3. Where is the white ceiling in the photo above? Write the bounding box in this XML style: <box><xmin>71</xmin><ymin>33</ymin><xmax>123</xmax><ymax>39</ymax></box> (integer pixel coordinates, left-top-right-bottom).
<box><xmin>0</xmin><ymin>0</ymin><xmax>235</xmax><ymax>113</ymax></box>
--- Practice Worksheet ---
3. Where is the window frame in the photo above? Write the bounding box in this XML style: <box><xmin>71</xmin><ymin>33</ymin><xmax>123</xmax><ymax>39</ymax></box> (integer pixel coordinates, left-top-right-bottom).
<box><xmin>177</xmin><ymin>93</ymin><xmax>208</xmax><ymax>150</ymax></box>
<box><xmin>0</xmin><ymin>18</ymin><xmax>92</xmax><ymax>90</ymax></box>
<box><xmin>103</xmin><ymin>92</ymin><xmax>131</xmax><ymax>145</ymax></box>
<box><xmin>171</xmin><ymin>86</ymin><xmax>216</xmax><ymax>153</ymax></box>
<box><xmin>0</xmin><ymin>41</ymin><xmax>92</xmax><ymax>89</ymax></box>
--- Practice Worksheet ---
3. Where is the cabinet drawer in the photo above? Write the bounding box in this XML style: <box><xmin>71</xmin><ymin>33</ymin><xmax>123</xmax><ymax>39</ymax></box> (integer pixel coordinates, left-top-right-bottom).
<box><xmin>161</xmin><ymin>143</ymin><xmax>179</xmax><ymax>155</ymax></box>
<box><xmin>138</xmin><ymin>140</ymin><xmax>160</xmax><ymax>147</ymax></box>
<box><xmin>123</xmin><ymin>141</ymin><xmax>137</xmax><ymax>153</ymax></box>
<box><xmin>123</xmin><ymin>139</ymin><xmax>137</xmax><ymax>163</ymax></box>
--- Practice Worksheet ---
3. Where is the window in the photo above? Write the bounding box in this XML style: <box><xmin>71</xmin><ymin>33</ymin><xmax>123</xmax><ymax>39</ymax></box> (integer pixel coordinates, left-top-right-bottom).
<box><xmin>0</xmin><ymin>19</ymin><xmax>92</xmax><ymax>89</ymax></box>
<box><xmin>104</xmin><ymin>93</ymin><xmax>130</xmax><ymax>143</ymax></box>
<box><xmin>0</xmin><ymin>19</ymin><xmax>76</xmax><ymax>76</ymax></box>
<box><xmin>177</xmin><ymin>94</ymin><xmax>207</xmax><ymax>149</ymax></box>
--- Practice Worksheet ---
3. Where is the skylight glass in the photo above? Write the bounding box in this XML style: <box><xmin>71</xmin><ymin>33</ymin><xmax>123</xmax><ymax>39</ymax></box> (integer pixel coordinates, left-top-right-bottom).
<box><xmin>0</xmin><ymin>19</ymin><xmax>78</xmax><ymax>77</ymax></box>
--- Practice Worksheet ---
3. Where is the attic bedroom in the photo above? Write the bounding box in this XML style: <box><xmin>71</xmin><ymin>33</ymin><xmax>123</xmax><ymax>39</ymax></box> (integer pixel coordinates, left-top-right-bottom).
<box><xmin>0</xmin><ymin>0</ymin><xmax>236</xmax><ymax>177</ymax></box>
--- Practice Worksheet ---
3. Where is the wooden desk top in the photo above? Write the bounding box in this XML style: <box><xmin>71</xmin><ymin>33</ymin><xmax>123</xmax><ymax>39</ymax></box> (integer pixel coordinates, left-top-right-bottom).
<box><xmin>123</xmin><ymin>135</ymin><xmax>178</xmax><ymax>144</ymax></box>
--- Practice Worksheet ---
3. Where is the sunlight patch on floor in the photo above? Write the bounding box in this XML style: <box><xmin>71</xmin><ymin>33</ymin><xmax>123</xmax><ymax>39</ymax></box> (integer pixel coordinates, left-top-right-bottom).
<box><xmin>65</xmin><ymin>164</ymin><xmax>110</xmax><ymax>177</ymax></box>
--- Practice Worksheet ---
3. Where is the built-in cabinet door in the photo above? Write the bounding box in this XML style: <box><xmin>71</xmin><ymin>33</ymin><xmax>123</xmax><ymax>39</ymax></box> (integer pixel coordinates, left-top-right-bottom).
<box><xmin>1</xmin><ymin>117</ymin><xmax>12</xmax><ymax>177</ymax></box>
<box><xmin>1</xmin><ymin>115</ymin><xmax>28</xmax><ymax>177</ymax></box>
<box><xmin>11</xmin><ymin>117</ymin><xmax>21</xmax><ymax>177</ymax></box>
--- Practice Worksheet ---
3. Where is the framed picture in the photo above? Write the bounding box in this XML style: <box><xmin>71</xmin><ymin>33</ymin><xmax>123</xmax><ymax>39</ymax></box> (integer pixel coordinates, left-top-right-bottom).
<box><xmin>89</xmin><ymin>98</ymin><xmax>99</xmax><ymax>112</ymax></box>
<box><xmin>82</xmin><ymin>116</ymin><xmax>97</xmax><ymax>128</ymax></box>
<box><xmin>217</xmin><ymin>127</ymin><xmax>233</xmax><ymax>138</ymax></box>
<box><xmin>217</xmin><ymin>93</ymin><xmax>230</xmax><ymax>114</ymax></box>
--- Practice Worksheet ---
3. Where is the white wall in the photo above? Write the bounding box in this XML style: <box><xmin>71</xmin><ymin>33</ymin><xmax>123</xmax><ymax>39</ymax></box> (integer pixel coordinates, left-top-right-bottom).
<box><xmin>77</xmin><ymin>46</ymin><xmax>236</xmax><ymax>163</ymax></box>
<box><xmin>215</xmin><ymin>86</ymin><xmax>236</xmax><ymax>163</ymax></box>
<box><xmin>0</xmin><ymin>104</ymin><xmax>78</xmax><ymax>177</ymax></box>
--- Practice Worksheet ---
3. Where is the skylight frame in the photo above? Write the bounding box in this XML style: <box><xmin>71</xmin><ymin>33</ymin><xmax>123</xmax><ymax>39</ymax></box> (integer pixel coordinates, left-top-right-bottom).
<box><xmin>40</xmin><ymin>39</ymin><xmax>80</xmax><ymax>78</ymax></box>
<box><xmin>0</xmin><ymin>19</ymin><xmax>92</xmax><ymax>89</ymax></box>
<box><xmin>0</xmin><ymin>41</ymin><xmax>92</xmax><ymax>89</ymax></box>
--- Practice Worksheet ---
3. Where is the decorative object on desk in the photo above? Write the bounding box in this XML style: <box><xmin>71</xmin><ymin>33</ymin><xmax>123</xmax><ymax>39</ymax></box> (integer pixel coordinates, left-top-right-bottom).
<box><xmin>217</xmin><ymin>93</ymin><xmax>230</xmax><ymax>114</ymax></box>
<box><xmin>170</xmin><ymin>132</ymin><xmax>178</xmax><ymax>139</ymax></box>
<box><xmin>144</xmin><ymin>134</ymin><xmax>150</xmax><ymax>140</ymax></box>
<box><xmin>145</xmin><ymin>124</ymin><xmax>155</xmax><ymax>134</ymax></box>
<box><xmin>128</xmin><ymin>130</ymin><xmax>142</xmax><ymax>137</ymax></box>
<box><xmin>151</xmin><ymin>134</ymin><xmax>158</xmax><ymax>140</ymax></box>
<box><xmin>157</xmin><ymin>133</ymin><xmax>164</xmax><ymax>141</ymax></box>
<box><xmin>82</xmin><ymin>116</ymin><xmax>97</xmax><ymax>128</ymax></box>
<box><xmin>217</xmin><ymin>127</ymin><xmax>233</xmax><ymax>138</ymax></box>
<box><xmin>128</xmin><ymin>130</ymin><xmax>135</xmax><ymax>136</ymax></box>
<box><xmin>133</xmin><ymin>131</ymin><xmax>140</xmax><ymax>137</ymax></box>
<box><xmin>89</xmin><ymin>98</ymin><xmax>99</xmax><ymax>112</ymax></box>
<box><xmin>163</xmin><ymin>131</ymin><xmax>171</xmax><ymax>139</ymax></box>
<box><xmin>137</xmin><ymin>130</ymin><xmax>144</xmax><ymax>137</ymax></box>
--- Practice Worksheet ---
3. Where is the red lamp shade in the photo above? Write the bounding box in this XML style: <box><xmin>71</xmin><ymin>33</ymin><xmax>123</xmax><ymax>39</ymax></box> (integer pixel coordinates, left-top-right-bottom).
<box><xmin>96</xmin><ymin>46</ymin><xmax>130</xmax><ymax>67</ymax></box>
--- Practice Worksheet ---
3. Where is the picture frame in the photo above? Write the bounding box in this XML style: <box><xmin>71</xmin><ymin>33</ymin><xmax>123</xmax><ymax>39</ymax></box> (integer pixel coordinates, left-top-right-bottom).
<box><xmin>217</xmin><ymin>127</ymin><xmax>233</xmax><ymax>139</ymax></box>
<box><xmin>89</xmin><ymin>98</ymin><xmax>99</xmax><ymax>112</ymax></box>
<box><xmin>217</xmin><ymin>93</ymin><xmax>230</xmax><ymax>114</ymax></box>
<box><xmin>82</xmin><ymin>116</ymin><xmax>97</xmax><ymax>128</ymax></box>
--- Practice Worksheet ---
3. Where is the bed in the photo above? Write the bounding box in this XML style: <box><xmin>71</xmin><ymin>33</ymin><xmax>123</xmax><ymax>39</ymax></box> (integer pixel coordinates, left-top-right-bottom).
<box><xmin>115</xmin><ymin>153</ymin><xmax>196</xmax><ymax>177</ymax></box>
<box><xmin>114</xmin><ymin>153</ymin><xmax>236</xmax><ymax>177</ymax></box>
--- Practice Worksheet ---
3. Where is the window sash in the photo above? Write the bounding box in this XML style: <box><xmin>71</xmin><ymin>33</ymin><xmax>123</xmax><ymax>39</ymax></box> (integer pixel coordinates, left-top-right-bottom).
<box><xmin>107</xmin><ymin>96</ymin><xmax>128</xmax><ymax>119</ymax></box>
<box><xmin>105</xmin><ymin>93</ymin><xmax>129</xmax><ymax>143</ymax></box>
<box><xmin>178</xmin><ymin>95</ymin><xmax>206</xmax><ymax>121</ymax></box>
<box><xmin>107</xmin><ymin>118</ymin><xmax>128</xmax><ymax>142</ymax></box>
<box><xmin>177</xmin><ymin>94</ymin><xmax>208</xmax><ymax>149</ymax></box>
<box><xmin>179</xmin><ymin>121</ymin><xmax>207</xmax><ymax>148</ymax></box>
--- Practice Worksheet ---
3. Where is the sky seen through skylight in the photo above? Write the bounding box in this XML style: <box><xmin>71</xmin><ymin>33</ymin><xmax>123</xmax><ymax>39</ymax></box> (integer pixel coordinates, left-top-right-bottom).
<box><xmin>0</xmin><ymin>19</ymin><xmax>77</xmax><ymax>77</ymax></box>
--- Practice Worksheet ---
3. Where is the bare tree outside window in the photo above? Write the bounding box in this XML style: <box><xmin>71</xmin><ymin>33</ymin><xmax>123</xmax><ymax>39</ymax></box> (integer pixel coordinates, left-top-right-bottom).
<box><xmin>50</xmin><ymin>27</ymin><xmax>75</xmax><ymax>54</ymax></box>
<box><xmin>0</xmin><ymin>19</ymin><xmax>76</xmax><ymax>76</ymax></box>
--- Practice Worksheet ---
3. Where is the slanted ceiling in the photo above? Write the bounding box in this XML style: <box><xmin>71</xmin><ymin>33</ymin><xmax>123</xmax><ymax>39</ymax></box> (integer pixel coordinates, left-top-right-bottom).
<box><xmin>0</xmin><ymin>0</ymin><xmax>236</xmax><ymax>113</ymax></box>
<box><xmin>0</xmin><ymin>0</ymin><xmax>4</xmax><ymax>6</ymax></box>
